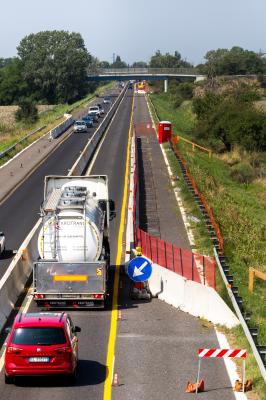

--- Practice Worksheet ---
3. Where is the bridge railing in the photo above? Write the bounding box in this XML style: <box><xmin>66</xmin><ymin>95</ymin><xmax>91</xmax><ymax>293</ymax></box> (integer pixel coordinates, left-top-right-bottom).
<box><xmin>87</xmin><ymin>67</ymin><xmax>200</xmax><ymax>76</ymax></box>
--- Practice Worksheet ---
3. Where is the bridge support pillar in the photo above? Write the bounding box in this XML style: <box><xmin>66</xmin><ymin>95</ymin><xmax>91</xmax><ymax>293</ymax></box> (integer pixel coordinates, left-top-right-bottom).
<box><xmin>164</xmin><ymin>79</ymin><xmax>168</xmax><ymax>93</ymax></box>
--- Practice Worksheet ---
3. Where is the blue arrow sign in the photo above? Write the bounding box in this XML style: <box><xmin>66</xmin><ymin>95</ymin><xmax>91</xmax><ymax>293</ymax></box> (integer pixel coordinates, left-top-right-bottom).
<box><xmin>127</xmin><ymin>256</ymin><xmax>152</xmax><ymax>282</ymax></box>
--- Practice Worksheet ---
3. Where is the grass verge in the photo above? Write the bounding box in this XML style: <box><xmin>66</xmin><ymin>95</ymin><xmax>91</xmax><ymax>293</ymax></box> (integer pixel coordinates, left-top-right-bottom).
<box><xmin>149</xmin><ymin>92</ymin><xmax>266</xmax><ymax>399</ymax></box>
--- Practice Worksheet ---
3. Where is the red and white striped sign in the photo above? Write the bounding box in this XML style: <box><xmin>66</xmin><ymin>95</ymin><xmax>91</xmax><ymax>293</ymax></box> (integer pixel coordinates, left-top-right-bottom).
<box><xmin>198</xmin><ymin>348</ymin><xmax>246</xmax><ymax>358</ymax></box>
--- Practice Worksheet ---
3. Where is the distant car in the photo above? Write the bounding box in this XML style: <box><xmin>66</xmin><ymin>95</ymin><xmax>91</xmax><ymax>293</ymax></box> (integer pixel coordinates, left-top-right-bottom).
<box><xmin>97</xmin><ymin>103</ymin><xmax>105</xmax><ymax>115</ymax></box>
<box><xmin>73</xmin><ymin>120</ymin><xmax>88</xmax><ymax>133</ymax></box>
<box><xmin>88</xmin><ymin>106</ymin><xmax>101</xmax><ymax>118</ymax></box>
<box><xmin>4</xmin><ymin>312</ymin><xmax>81</xmax><ymax>384</ymax></box>
<box><xmin>103</xmin><ymin>97</ymin><xmax>112</xmax><ymax>105</ymax></box>
<box><xmin>0</xmin><ymin>231</ymin><xmax>5</xmax><ymax>256</ymax></box>
<box><xmin>87</xmin><ymin>112</ymin><xmax>99</xmax><ymax>123</ymax></box>
<box><xmin>82</xmin><ymin>116</ymin><xmax>93</xmax><ymax>128</ymax></box>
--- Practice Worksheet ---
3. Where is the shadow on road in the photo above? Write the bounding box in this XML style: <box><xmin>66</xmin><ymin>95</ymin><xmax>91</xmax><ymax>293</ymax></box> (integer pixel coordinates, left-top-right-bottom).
<box><xmin>13</xmin><ymin>360</ymin><xmax>107</xmax><ymax>387</ymax></box>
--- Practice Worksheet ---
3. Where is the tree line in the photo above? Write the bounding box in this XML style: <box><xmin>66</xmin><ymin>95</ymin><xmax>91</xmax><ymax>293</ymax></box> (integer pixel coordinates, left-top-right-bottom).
<box><xmin>0</xmin><ymin>30</ymin><xmax>266</xmax><ymax>110</ymax></box>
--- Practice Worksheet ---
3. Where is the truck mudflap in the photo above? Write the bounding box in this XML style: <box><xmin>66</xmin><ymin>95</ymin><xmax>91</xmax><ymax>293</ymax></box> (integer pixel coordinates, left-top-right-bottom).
<box><xmin>33</xmin><ymin>261</ymin><xmax>106</xmax><ymax>304</ymax></box>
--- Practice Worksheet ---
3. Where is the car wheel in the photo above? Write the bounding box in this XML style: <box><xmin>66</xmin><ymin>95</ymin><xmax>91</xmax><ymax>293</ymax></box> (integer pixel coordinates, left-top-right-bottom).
<box><xmin>5</xmin><ymin>374</ymin><xmax>14</xmax><ymax>384</ymax></box>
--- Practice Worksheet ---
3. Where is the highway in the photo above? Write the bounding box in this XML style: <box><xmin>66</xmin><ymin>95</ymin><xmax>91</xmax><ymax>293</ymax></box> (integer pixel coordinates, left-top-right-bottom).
<box><xmin>0</xmin><ymin>89</ymin><xmax>117</xmax><ymax>278</ymax></box>
<box><xmin>0</xmin><ymin>87</ymin><xmax>237</xmax><ymax>400</ymax></box>
<box><xmin>0</xmin><ymin>88</ymin><xmax>134</xmax><ymax>399</ymax></box>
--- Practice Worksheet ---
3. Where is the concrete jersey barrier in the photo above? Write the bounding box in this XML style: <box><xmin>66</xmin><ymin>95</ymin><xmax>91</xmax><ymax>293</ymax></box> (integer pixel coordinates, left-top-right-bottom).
<box><xmin>49</xmin><ymin>114</ymin><xmax>74</xmax><ymax>139</ymax></box>
<box><xmin>148</xmin><ymin>262</ymin><xmax>239</xmax><ymax>329</ymax></box>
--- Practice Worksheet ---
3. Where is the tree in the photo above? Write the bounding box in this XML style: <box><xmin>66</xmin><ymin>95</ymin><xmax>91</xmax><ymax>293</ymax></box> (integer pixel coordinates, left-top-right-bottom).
<box><xmin>99</xmin><ymin>60</ymin><xmax>110</xmax><ymax>68</ymax></box>
<box><xmin>192</xmin><ymin>93</ymin><xmax>266</xmax><ymax>152</ymax></box>
<box><xmin>17</xmin><ymin>30</ymin><xmax>91</xmax><ymax>103</ymax></box>
<box><xmin>132</xmin><ymin>61</ymin><xmax>148</xmax><ymax>68</ymax></box>
<box><xmin>0</xmin><ymin>58</ymin><xmax>29</xmax><ymax>105</ymax></box>
<box><xmin>201</xmin><ymin>47</ymin><xmax>266</xmax><ymax>75</ymax></box>
<box><xmin>149</xmin><ymin>50</ymin><xmax>192</xmax><ymax>68</ymax></box>
<box><xmin>112</xmin><ymin>55</ymin><xmax>127</xmax><ymax>68</ymax></box>
<box><xmin>15</xmin><ymin>98</ymin><xmax>38</xmax><ymax>122</ymax></box>
<box><xmin>0</xmin><ymin>58</ymin><xmax>14</xmax><ymax>69</ymax></box>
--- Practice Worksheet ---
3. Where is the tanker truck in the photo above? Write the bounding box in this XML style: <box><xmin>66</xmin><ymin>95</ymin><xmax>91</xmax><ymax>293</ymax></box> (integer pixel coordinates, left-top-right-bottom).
<box><xmin>33</xmin><ymin>175</ymin><xmax>114</xmax><ymax>308</ymax></box>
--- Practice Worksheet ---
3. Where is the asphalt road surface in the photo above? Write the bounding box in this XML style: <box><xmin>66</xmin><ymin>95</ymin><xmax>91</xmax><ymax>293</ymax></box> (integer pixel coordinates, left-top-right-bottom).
<box><xmin>0</xmin><ymin>88</ymin><xmax>134</xmax><ymax>400</ymax></box>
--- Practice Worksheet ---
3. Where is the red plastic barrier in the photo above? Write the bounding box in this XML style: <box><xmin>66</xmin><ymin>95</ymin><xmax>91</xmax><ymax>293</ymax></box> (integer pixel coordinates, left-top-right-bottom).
<box><xmin>133</xmin><ymin>134</ymin><xmax>216</xmax><ymax>289</ymax></box>
<box><xmin>135</xmin><ymin>228</ymin><xmax>216</xmax><ymax>289</ymax></box>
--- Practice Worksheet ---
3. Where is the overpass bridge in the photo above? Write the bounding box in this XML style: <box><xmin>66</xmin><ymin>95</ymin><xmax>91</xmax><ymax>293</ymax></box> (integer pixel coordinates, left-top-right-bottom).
<box><xmin>87</xmin><ymin>67</ymin><xmax>206</xmax><ymax>92</ymax></box>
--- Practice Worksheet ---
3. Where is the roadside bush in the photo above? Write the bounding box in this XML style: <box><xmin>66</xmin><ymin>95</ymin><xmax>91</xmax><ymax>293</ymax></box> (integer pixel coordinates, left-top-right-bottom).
<box><xmin>230</xmin><ymin>162</ymin><xmax>256</xmax><ymax>184</ymax></box>
<box><xmin>15</xmin><ymin>99</ymin><xmax>38</xmax><ymax>123</ymax></box>
<box><xmin>193</xmin><ymin>93</ymin><xmax>266</xmax><ymax>152</ymax></box>
<box><xmin>177</xmin><ymin>82</ymin><xmax>194</xmax><ymax>99</ymax></box>
<box><xmin>171</xmin><ymin>93</ymin><xmax>183</xmax><ymax>108</ymax></box>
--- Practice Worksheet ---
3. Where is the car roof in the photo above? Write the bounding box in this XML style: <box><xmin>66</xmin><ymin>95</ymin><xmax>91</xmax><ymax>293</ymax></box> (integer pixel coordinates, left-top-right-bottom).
<box><xmin>75</xmin><ymin>120</ymin><xmax>86</xmax><ymax>124</ymax></box>
<box><xmin>14</xmin><ymin>312</ymin><xmax>67</xmax><ymax>328</ymax></box>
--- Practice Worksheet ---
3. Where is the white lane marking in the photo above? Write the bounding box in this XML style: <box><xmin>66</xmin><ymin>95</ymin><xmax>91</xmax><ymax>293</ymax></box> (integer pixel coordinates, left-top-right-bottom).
<box><xmin>215</xmin><ymin>329</ymin><xmax>248</xmax><ymax>399</ymax></box>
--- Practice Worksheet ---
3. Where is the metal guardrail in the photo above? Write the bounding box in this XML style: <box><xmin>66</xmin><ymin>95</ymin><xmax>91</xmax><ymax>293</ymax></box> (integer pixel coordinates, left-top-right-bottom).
<box><xmin>0</xmin><ymin>125</ymin><xmax>46</xmax><ymax>160</ymax></box>
<box><xmin>214</xmin><ymin>248</ymin><xmax>266</xmax><ymax>382</ymax></box>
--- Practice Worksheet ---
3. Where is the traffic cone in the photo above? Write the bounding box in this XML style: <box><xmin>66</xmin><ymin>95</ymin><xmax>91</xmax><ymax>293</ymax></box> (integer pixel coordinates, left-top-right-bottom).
<box><xmin>233</xmin><ymin>380</ymin><xmax>242</xmax><ymax>392</ymax></box>
<box><xmin>244</xmin><ymin>379</ymin><xmax>253</xmax><ymax>392</ymax></box>
<box><xmin>112</xmin><ymin>373</ymin><xmax>119</xmax><ymax>386</ymax></box>
<box><xmin>185</xmin><ymin>379</ymin><xmax>204</xmax><ymax>393</ymax></box>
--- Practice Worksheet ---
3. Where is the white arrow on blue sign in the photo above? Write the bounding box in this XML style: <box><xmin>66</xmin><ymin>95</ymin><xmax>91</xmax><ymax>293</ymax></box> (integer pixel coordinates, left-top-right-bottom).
<box><xmin>127</xmin><ymin>256</ymin><xmax>152</xmax><ymax>282</ymax></box>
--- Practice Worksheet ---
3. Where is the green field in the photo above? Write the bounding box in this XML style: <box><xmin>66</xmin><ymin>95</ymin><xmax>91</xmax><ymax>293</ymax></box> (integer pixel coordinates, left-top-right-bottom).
<box><xmin>150</xmin><ymin>92</ymin><xmax>266</xmax><ymax>399</ymax></box>
<box><xmin>0</xmin><ymin>82</ymin><xmax>114</xmax><ymax>164</ymax></box>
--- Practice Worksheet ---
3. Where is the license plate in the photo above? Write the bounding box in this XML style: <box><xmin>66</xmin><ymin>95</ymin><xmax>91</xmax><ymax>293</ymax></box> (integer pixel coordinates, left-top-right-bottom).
<box><xmin>29</xmin><ymin>357</ymin><xmax>50</xmax><ymax>363</ymax></box>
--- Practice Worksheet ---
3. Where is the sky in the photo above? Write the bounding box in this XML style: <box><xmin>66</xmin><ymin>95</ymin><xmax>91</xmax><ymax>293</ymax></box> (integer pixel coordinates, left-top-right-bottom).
<box><xmin>0</xmin><ymin>0</ymin><xmax>265</xmax><ymax>65</ymax></box>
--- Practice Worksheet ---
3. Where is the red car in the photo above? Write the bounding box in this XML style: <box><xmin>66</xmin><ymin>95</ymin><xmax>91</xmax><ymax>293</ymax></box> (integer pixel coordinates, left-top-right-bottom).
<box><xmin>4</xmin><ymin>312</ymin><xmax>81</xmax><ymax>384</ymax></box>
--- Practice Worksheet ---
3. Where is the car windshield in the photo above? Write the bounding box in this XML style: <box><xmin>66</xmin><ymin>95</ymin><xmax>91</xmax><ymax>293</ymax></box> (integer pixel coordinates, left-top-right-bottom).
<box><xmin>12</xmin><ymin>327</ymin><xmax>66</xmax><ymax>345</ymax></box>
<box><xmin>90</xmin><ymin>107</ymin><xmax>98</xmax><ymax>111</ymax></box>
<box><xmin>75</xmin><ymin>121</ymin><xmax>84</xmax><ymax>125</ymax></box>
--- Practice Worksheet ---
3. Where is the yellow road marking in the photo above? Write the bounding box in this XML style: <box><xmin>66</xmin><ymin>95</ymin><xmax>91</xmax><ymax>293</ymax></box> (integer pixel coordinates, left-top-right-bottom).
<box><xmin>103</xmin><ymin>91</ymin><xmax>135</xmax><ymax>400</ymax></box>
